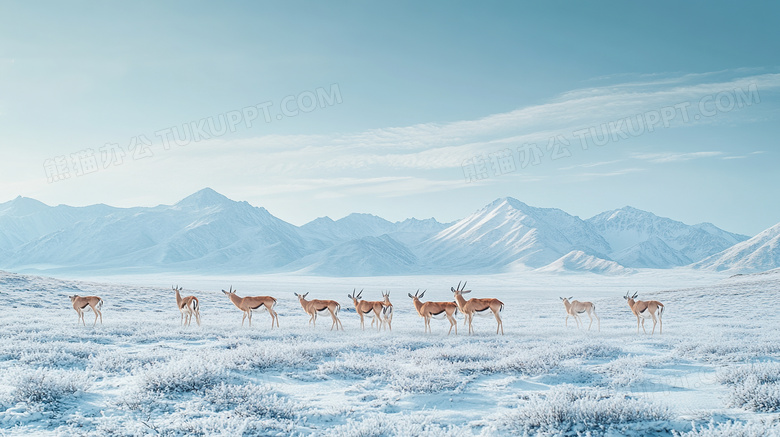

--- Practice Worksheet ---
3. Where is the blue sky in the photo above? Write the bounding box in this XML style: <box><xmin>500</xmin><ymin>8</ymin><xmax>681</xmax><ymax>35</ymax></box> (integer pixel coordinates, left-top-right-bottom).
<box><xmin>1</xmin><ymin>1</ymin><xmax>778</xmax><ymax>235</ymax></box>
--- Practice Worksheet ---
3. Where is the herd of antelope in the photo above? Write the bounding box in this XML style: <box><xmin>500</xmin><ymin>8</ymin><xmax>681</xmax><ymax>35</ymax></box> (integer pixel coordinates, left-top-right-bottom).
<box><xmin>67</xmin><ymin>283</ymin><xmax>665</xmax><ymax>335</ymax></box>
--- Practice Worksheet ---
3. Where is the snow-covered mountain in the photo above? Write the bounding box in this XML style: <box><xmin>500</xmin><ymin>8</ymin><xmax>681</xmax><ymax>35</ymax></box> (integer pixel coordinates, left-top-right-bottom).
<box><xmin>3</xmin><ymin>189</ymin><xmax>318</xmax><ymax>274</ymax></box>
<box><xmin>693</xmin><ymin>222</ymin><xmax>780</xmax><ymax>273</ymax></box>
<box><xmin>300</xmin><ymin>213</ymin><xmax>395</xmax><ymax>244</ymax></box>
<box><xmin>289</xmin><ymin>235</ymin><xmax>418</xmax><ymax>276</ymax></box>
<box><xmin>0</xmin><ymin>196</ymin><xmax>117</xmax><ymax>253</ymax></box>
<box><xmin>536</xmin><ymin>250</ymin><xmax>629</xmax><ymax>274</ymax></box>
<box><xmin>300</xmin><ymin>214</ymin><xmax>450</xmax><ymax>246</ymax></box>
<box><xmin>586</xmin><ymin>206</ymin><xmax>749</xmax><ymax>268</ymax></box>
<box><xmin>0</xmin><ymin>189</ymin><xmax>760</xmax><ymax>276</ymax></box>
<box><xmin>417</xmin><ymin>198</ymin><xmax>612</xmax><ymax>273</ymax></box>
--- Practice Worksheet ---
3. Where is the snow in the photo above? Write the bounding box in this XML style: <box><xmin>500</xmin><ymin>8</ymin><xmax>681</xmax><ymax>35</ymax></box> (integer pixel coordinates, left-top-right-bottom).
<box><xmin>694</xmin><ymin>222</ymin><xmax>780</xmax><ymax>273</ymax></box>
<box><xmin>587</xmin><ymin>206</ymin><xmax>749</xmax><ymax>269</ymax></box>
<box><xmin>1</xmin><ymin>268</ymin><xmax>779</xmax><ymax>435</ymax></box>
<box><xmin>535</xmin><ymin>250</ymin><xmax>629</xmax><ymax>274</ymax></box>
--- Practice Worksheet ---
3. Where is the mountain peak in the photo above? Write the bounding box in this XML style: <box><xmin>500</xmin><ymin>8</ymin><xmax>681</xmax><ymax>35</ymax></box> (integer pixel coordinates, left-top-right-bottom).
<box><xmin>0</xmin><ymin>196</ymin><xmax>50</xmax><ymax>216</ymax></box>
<box><xmin>490</xmin><ymin>197</ymin><xmax>530</xmax><ymax>210</ymax></box>
<box><xmin>175</xmin><ymin>188</ymin><xmax>234</xmax><ymax>209</ymax></box>
<box><xmin>694</xmin><ymin>221</ymin><xmax>780</xmax><ymax>273</ymax></box>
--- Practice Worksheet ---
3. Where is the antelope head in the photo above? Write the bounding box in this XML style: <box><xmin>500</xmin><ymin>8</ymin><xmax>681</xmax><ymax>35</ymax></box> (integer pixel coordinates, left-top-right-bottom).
<box><xmin>347</xmin><ymin>288</ymin><xmax>364</xmax><ymax>302</ymax></box>
<box><xmin>294</xmin><ymin>292</ymin><xmax>309</xmax><ymax>302</ymax></box>
<box><xmin>407</xmin><ymin>289</ymin><xmax>426</xmax><ymax>300</ymax></box>
<box><xmin>222</xmin><ymin>285</ymin><xmax>236</xmax><ymax>296</ymax></box>
<box><xmin>450</xmin><ymin>280</ymin><xmax>471</xmax><ymax>296</ymax></box>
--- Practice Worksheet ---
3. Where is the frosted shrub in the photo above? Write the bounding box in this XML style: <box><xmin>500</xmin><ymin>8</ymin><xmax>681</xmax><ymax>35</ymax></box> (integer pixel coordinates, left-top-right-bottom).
<box><xmin>674</xmin><ymin>419</ymin><xmax>780</xmax><ymax>437</ymax></box>
<box><xmin>387</xmin><ymin>360</ymin><xmax>464</xmax><ymax>393</ymax></box>
<box><xmin>221</xmin><ymin>343</ymin><xmax>313</xmax><ymax>371</ymax></box>
<box><xmin>316</xmin><ymin>352</ymin><xmax>389</xmax><ymax>379</ymax></box>
<box><xmin>88</xmin><ymin>349</ymin><xmax>169</xmax><ymax>374</ymax></box>
<box><xmin>492</xmin><ymin>385</ymin><xmax>671</xmax><ymax>436</ymax></box>
<box><xmin>493</xmin><ymin>342</ymin><xmax>623</xmax><ymax>376</ymax></box>
<box><xmin>675</xmin><ymin>339</ymin><xmax>780</xmax><ymax>363</ymax></box>
<box><xmin>729</xmin><ymin>375</ymin><xmax>780</xmax><ymax>412</ymax></box>
<box><xmin>139</xmin><ymin>359</ymin><xmax>226</xmax><ymax>394</ymax></box>
<box><xmin>11</xmin><ymin>368</ymin><xmax>88</xmax><ymax>405</ymax></box>
<box><xmin>595</xmin><ymin>354</ymin><xmax>670</xmax><ymax>389</ymax></box>
<box><xmin>717</xmin><ymin>361</ymin><xmax>780</xmax><ymax>386</ymax></box>
<box><xmin>1</xmin><ymin>340</ymin><xmax>94</xmax><ymax>369</ymax></box>
<box><xmin>718</xmin><ymin>362</ymin><xmax>780</xmax><ymax>412</ymax></box>
<box><xmin>328</xmin><ymin>412</ymin><xmax>471</xmax><ymax>437</ymax></box>
<box><xmin>204</xmin><ymin>382</ymin><xmax>295</xmax><ymax>420</ymax></box>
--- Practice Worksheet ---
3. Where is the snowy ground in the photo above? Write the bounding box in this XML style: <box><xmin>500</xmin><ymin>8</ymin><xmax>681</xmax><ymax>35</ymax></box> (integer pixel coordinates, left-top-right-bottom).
<box><xmin>0</xmin><ymin>269</ymin><xmax>779</xmax><ymax>436</ymax></box>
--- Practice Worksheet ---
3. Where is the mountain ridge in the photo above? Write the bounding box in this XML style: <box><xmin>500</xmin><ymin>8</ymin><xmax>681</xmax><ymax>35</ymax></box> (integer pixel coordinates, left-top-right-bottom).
<box><xmin>0</xmin><ymin>188</ymin><xmax>769</xmax><ymax>276</ymax></box>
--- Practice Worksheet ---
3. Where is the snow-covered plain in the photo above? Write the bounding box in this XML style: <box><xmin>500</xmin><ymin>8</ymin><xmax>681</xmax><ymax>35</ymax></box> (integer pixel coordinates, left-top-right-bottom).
<box><xmin>1</xmin><ymin>269</ymin><xmax>779</xmax><ymax>436</ymax></box>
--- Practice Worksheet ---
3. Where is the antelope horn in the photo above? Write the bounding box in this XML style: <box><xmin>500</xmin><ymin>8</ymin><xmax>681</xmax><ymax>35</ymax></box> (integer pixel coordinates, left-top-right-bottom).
<box><xmin>462</xmin><ymin>281</ymin><xmax>467</xmax><ymax>291</ymax></box>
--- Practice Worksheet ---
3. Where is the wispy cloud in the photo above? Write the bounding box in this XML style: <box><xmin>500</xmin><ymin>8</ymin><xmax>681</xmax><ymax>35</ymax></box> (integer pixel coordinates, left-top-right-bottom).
<box><xmin>633</xmin><ymin>151</ymin><xmax>724</xmax><ymax>163</ymax></box>
<box><xmin>721</xmin><ymin>150</ymin><xmax>766</xmax><ymax>160</ymax></box>
<box><xmin>133</xmin><ymin>70</ymin><xmax>780</xmax><ymax>199</ymax></box>
<box><xmin>558</xmin><ymin>160</ymin><xmax>624</xmax><ymax>171</ymax></box>
<box><xmin>202</xmin><ymin>71</ymin><xmax>779</xmax><ymax>173</ymax></box>
<box><xmin>237</xmin><ymin>176</ymin><xmax>475</xmax><ymax>198</ymax></box>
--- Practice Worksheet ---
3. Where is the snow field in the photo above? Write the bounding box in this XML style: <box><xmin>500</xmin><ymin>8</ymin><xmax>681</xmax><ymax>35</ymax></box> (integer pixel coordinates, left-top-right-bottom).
<box><xmin>0</xmin><ymin>270</ymin><xmax>779</xmax><ymax>435</ymax></box>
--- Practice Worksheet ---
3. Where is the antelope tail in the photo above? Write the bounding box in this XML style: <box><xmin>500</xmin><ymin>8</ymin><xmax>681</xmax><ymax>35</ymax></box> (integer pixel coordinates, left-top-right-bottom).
<box><xmin>659</xmin><ymin>304</ymin><xmax>665</xmax><ymax>317</ymax></box>
<box><xmin>97</xmin><ymin>299</ymin><xmax>104</xmax><ymax>310</ymax></box>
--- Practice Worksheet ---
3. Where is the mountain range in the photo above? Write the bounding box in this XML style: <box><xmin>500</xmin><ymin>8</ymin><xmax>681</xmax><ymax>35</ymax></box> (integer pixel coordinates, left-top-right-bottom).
<box><xmin>0</xmin><ymin>188</ymin><xmax>774</xmax><ymax>276</ymax></box>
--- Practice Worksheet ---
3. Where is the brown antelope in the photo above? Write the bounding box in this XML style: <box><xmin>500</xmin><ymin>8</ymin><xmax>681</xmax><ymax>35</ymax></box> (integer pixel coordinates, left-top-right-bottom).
<box><xmin>408</xmin><ymin>289</ymin><xmax>459</xmax><ymax>335</ymax></box>
<box><xmin>560</xmin><ymin>297</ymin><xmax>599</xmax><ymax>331</ymax></box>
<box><xmin>69</xmin><ymin>295</ymin><xmax>103</xmax><ymax>327</ymax></box>
<box><xmin>624</xmin><ymin>291</ymin><xmax>664</xmax><ymax>335</ymax></box>
<box><xmin>173</xmin><ymin>285</ymin><xmax>201</xmax><ymax>327</ymax></box>
<box><xmin>294</xmin><ymin>292</ymin><xmax>343</xmax><ymax>331</ymax></box>
<box><xmin>451</xmin><ymin>281</ymin><xmax>504</xmax><ymax>335</ymax></box>
<box><xmin>381</xmin><ymin>290</ymin><xmax>393</xmax><ymax>331</ymax></box>
<box><xmin>222</xmin><ymin>286</ymin><xmax>279</xmax><ymax>328</ymax></box>
<box><xmin>347</xmin><ymin>289</ymin><xmax>383</xmax><ymax>331</ymax></box>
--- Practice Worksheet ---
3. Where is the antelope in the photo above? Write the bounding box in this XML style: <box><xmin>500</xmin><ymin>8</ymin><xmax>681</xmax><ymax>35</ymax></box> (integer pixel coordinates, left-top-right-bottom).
<box><xmin>222</xmin><ymin>286</ymin><xmax>279</xmax><ymax>328</ymax></box>
<box><xmin>381</xmin><ymin>290</ymin><xmax>393</xmax><ymax>331</ymax></box>
<box><xmin>69</xmin><ymin>295</ymin><xmax>103</xmax><ymax>327</ymax></box>
<box><xmin>624</xmin><ymin>291</ymin><xmax>664</xmax><ymax>335</ymax></box>
<box><xmin>294</xmin><ymin>292</ymin><xmax>343</xmax><ymax>331</ymax></box>
<box><xmin>173</xmin><ymin>285</ymin><xmax>201</xmax><ymax>327</ymax></box>
<box><xmin>560</xmin><ymin>296</ymin><xmax>599</xmax><ymax>331</ymax></box>
<box><xmin>451</xmin><ymin>281</ymin><xmax>504</xmax><ymax>335</ymax></box>
<box><xmin>347</xmin><ymin>289</ymin><xmax>383</xmax><ymax>330</ymax></box>
<box><xmin>408</xmin><ymin>289</ymin><xmax>459</xmax><ymax>335</ymax></box>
